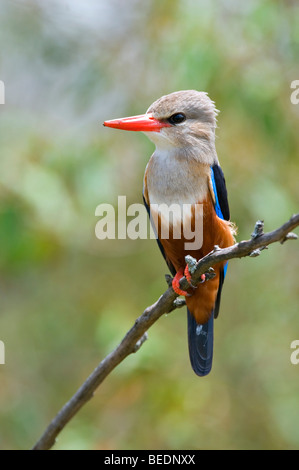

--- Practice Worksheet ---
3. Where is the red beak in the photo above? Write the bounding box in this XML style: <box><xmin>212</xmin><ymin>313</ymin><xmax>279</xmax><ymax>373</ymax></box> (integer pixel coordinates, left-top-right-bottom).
<box><xmin>103</xmin><ymin>113</ymin><xmax>170</xmax><ymax>132</ymax></box>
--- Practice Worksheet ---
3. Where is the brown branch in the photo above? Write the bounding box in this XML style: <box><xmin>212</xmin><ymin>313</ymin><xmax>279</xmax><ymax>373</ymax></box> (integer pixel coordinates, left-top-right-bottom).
<box><xmin>32</xmin><ymin>213</ymin><xmax>299</xmax><ymax>450</ymax></box>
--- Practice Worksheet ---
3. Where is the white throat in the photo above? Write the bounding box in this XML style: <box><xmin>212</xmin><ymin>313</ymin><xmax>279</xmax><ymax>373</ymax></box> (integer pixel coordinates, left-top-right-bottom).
<box><xmin>145</xmin><ymin>147</ymin><xmax>210</xmax><ymax>207</ymax></box>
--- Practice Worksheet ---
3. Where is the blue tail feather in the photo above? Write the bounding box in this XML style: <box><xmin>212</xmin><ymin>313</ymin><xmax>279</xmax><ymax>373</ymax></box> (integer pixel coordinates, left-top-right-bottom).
<box><xmin>186</xmin><ymin>166</ymin><xmax>230</xmax><ymax>376</ymax></box>
<box><xmin>187</xmin><ymin>309</ymin><xmax>214</xmax><ymax>377</ymax></box>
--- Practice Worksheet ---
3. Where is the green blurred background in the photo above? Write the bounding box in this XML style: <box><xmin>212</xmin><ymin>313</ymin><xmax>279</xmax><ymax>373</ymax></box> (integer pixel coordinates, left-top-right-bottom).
<box><xmin>0</xmin><ymin>0</ymin><xmax>299</xmax><ymax>450</ymax></box>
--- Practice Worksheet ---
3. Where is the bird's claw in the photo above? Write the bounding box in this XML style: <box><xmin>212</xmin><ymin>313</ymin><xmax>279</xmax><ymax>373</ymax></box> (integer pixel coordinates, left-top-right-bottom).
<box><xmin>172</xmin><ymin>268</ymin><xmax>191</xmax><ymax>297</ymax></box>
<box><xmin>184</xmin><ymin>264</ymin><xmax>198</xmax><ymax>288</ymax></box>
<box><xmin>172</xmin><ymin>264</ymin><xmax>206</xmax><ymax>297</ymax></box>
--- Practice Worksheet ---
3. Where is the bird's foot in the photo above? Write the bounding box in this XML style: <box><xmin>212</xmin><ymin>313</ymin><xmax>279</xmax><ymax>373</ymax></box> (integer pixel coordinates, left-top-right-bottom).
<box><xmin>172</xmin><ymin>266</ymin><xmax>205</xmax><ymax>297</ymax></box>
<box><xmin>184</xmin><ymin>264</ymin><xmax>205</xmax><ymax>287</ymax></box>
<box><xmin>172</xmin><ymin>268</ymin><xmax>191</xmax><ymax>297</ymax></box>
<box><xmin>184</xmin><ymin>254</ymin><xmax>205</xmax><ymax>287</ymax></box>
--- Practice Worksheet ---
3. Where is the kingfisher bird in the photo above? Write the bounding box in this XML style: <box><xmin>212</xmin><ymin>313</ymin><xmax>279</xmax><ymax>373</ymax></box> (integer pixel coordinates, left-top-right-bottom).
<box><xmin>104</xmin><ymin>90</ymin><xmax>236</xmax><ymax>376</ymax></box>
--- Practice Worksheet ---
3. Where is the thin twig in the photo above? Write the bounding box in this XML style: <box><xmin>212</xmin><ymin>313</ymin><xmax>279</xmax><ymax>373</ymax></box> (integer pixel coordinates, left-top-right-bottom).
<box><xmin>32</xmin><ymin>213</ymin><xmax>299</xmax><ymax>450</ymax></box>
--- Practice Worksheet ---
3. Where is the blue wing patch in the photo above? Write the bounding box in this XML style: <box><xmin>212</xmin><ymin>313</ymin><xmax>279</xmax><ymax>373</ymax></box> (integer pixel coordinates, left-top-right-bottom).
<box><xmin>210</xmin><ymin>166</ymin><xmax>228</xmax><ymax>278</ymax></box>
<box><xmin>210</xmin><ymin>166</ymin><xmax>224</xmax><ymax>220</ymax></box>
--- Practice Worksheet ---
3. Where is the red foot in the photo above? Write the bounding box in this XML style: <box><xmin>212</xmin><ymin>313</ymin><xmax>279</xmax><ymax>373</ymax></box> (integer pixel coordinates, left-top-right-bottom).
<box><xmin>172</xmin><ymin>268</ymin><xmax>189</xmax><ymax>297</ymax></box>
<box><xmin>184</xmin><ymin>265</ymin><xmax>205</xmax><ymax>286</ymax></box>
<box><xmin>184</xmin><ymin>264</ymin><xmax>192</xmax><ymax>285</ymax></box>
<box><xmin>172</xmin><ymin>265</ymin><xmax>206</xmax><ymax>296</ymax></box>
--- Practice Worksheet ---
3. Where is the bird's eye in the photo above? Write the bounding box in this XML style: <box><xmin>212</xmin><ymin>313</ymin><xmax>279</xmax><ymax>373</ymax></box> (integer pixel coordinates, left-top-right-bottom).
<box><xmin>167</xmin><ymin>113</ymin><xmax>186</xmax><ymax>125</ymax></box>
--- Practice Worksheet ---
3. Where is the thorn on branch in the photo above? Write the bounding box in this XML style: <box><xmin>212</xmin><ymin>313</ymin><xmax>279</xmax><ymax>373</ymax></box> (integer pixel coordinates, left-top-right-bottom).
<box><xmin>281</xmin><ymin>232</ymin><xmax>298</xmax><ymax>244</ymax></box>
<box><xmin>204</xmin><ymin>267</ymin><xmax>216</xmax><ymax>281</ymax></box>
<box><xmin>173</xmin><ymin>298</ymin><xmax>186</xmax><ymax>308</ymax></box>
<box><xmin>249</xmin><ymin>245</ymin><xmax>268</xmax><ymax>257</ymax></box>
<box><xmin>251</xmin><ymin>220</ymin><xmax>264</xmax><ymax>239</ymax></box>
<box><xmin>165</xmin><ymin>274</ymin><xmax>173</xmax><ymax>287</ymax></box>
<box><xmin>166</xmin><ymin>297</ymin><xmax>186</xmax><ymax>314</ymax></box>
<box><xmin>249</xmin><ymin>249</ymin><xmax>261</xmax><ymax>257</ymax></box>
<box><xmin>132</xmin><ymin>333</ymin><xmax>148</xmax><ymax>353</ymax></box>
